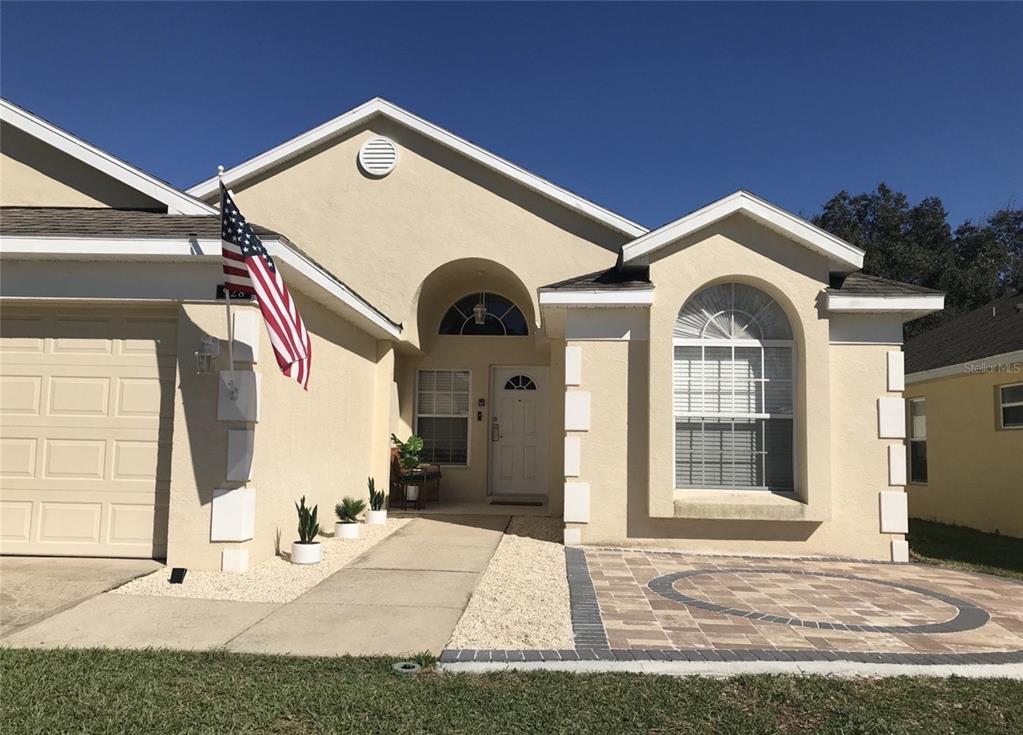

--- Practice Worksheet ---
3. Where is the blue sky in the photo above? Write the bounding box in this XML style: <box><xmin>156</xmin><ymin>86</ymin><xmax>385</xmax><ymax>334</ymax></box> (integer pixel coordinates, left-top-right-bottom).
<box><xmin>2</xmin><ymin>2</ymin><xmax>1020</xmax><ymax>228</ymax></box>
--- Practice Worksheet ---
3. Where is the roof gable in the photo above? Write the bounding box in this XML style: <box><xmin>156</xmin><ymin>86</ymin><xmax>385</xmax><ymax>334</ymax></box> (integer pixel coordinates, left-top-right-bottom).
<box><xmin>0</xmin><ymin>98</ymin><xmax>215</xmax><ymax>216</ymax></box>
<box><xmin>187</xmin><ymin>97</ymin><xmax>645</xmax><ymax>238</ymax></box>
<box><xmin>620</xmin><ymin>190</ymin><xmax>864</xmax><ymax>273</ymax></box>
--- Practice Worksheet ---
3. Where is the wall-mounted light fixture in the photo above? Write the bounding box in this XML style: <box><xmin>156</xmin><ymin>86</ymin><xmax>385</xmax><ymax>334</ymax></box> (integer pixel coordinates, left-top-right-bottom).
<box><xmin>195</xmin><ymin>336</ymin><xmax>221</xmax><ymax>375</ymax></box>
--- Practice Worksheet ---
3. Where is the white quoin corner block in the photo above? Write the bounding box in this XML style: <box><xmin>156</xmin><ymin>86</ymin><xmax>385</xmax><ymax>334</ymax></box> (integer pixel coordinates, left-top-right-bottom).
<box><xmin>226</xmin><ymin>429</ymin><xmax>255</xmax><ymax>482</ymax></box>
<box><xmin>564</xmin><ymin>436</ymin><xmax>581</xmax><ymax>477</ymax></box>
<box><xmin>564</xmin><ymin>482</ymin><xmax>590</xmax><ymax>524</ymax></box>
<box><xmin>877</xmin><ymin>397</ymin><xmax>906</xmax><ymax>438</ymax></box>
<box><xmin>565</xmin><ymin>346</ymin><xmax>582</xmax><ymax>386</ymax></box>
<box><xmin>565</xmin><ymin>391</ymin><xmax>591</xmax><ymax>432</ymax></box>
<box><xmin>232</xmin><ymin>309</ymin><xmax>261</xmax><ymax>364</ymax></box>
<box><xmin>218</xmin><ymin>371</ymin><xmax>260</xmax><ymax>422</ymax></box>
<box><xmin>563</xmin><ymin>527</ymin><xmax>582</xmax><ymax>546</ymax></box>
<box><xmin>887</xmin><ymin>351</ymin><xmax>905</xmax><ymax>392</ymax></box>
<box><xmin>891</xmin><ymin>539</ymin><xmax>910</xmax><ymax>563</ymax></box>
<box><xmin>211</xmin><ymin>486</ymin><xmax>256</xmax><ymax>542</ymax></box>
<box><xmin>888</xmin><ymin>444</ymin><xmax>907</xmax><ymax>486</ymax></box>
<box><xmin>879</xmin><ymin>490</ymin><xmax>909</xmax><ymax>534</ymax></box>
<box><xmin>222</xmin><ymin>548</ymin><xmax>250</xmax><ymax>573</ymax></box>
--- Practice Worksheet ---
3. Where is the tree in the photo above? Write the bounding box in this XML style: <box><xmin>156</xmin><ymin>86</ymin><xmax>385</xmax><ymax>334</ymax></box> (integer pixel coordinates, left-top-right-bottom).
<box><xmin>813</xmin><ymin>184</ymin><xmax>1021</xmax><ymax>336</ymax></box>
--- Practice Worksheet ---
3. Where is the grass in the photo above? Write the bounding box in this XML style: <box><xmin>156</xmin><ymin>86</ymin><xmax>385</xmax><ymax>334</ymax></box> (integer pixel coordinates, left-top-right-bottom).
<box><xmin>908</xmin><ymin>518</ymin><xmax>1023</xmax><ymax>581</ymax></box>
<box><xmin>1</xmin><ymin>649</ymin><xmax>1021</xmax><ymax>735</ymax></box>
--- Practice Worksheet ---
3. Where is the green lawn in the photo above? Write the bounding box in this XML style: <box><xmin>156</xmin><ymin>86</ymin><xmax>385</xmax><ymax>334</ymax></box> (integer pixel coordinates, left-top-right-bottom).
<box><xmin>908</xmin><ymin>518</ymin><xmax>1023</xmax><ymax>581</ymax></box>
<box><xmin>1</xmin><ymin>649</ymin><xmax>1020</xmax><ymax>735</ymax></box>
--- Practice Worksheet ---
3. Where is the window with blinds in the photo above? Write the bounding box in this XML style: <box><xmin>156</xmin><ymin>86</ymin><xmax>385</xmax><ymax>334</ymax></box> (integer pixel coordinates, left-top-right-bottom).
<box><xmin>416</xmin><ymin>369</ymin><xmax>470</xmax><ymax>465</ymax></box>
<box><xmin>673</xmin><ymin>284</ymin><xmax>795</xmax><ymax>491</ymax></box>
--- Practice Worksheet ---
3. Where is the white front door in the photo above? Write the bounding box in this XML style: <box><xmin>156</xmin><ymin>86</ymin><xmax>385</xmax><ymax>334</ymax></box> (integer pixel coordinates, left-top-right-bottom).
<box><xmin>489</xmin><ymin>367</ymin><xmax>548</xmax><ymax>496</ymax></box>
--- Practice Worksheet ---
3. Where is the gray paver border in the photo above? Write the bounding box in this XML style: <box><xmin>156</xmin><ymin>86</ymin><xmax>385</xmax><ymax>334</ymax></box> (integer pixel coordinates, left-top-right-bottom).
<box><xmin>438</xmin><ymin>647</ymin><xmax>1023</xmax><ymax>665</ymax></box>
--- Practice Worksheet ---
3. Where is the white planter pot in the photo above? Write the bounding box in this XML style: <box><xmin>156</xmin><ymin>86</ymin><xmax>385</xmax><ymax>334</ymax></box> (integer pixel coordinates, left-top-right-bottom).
<box><xmin>405</xmin><ymin>485</ymin><xmax>420</xmax><ymax>501</ymax></box>
<box><xmin>366</xmin><ymin>509</ymin><xmax>387</xmax><ymax>525</ymax></box>
<box><xmin>335</xmin><ymin>522</ymin><xmax>360</xmax><ymax>539</ymax></box>
<box><xmin>291</xmin><ymin>541</ymin><xmax>322</xmax><ymax>565</ymax></box>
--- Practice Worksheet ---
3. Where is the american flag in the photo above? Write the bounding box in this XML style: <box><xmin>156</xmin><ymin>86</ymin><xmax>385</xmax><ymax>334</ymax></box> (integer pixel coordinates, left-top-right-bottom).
<box><xmin>220</xmin><ymin>183</ymin><xmax>311</xmax><ymax>389</ymax></box>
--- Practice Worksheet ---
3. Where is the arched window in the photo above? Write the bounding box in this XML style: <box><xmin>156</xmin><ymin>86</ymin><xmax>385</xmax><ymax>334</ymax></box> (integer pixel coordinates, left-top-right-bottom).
<box><xmin>674</xmin><ymin>283</ymin><xmax>794</xmax><ymax>491</ymax></box>
<box><xmin>503</xmin><ymin>374</ymin><xmax>537</xmax><ymax>390</ymax></box>
<box><xmin>439</xmin><ymin>292</ymin><xmax>528</xmax><ymax>336</ymax></box>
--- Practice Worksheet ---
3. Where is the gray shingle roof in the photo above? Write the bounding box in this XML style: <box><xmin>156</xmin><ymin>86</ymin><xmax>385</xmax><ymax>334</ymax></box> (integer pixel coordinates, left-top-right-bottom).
<box><xmin>540</xmin><ymin>266</ymin><xmax>652</xmax><ymax>292</ymax></box>
<box><xmin>0</xmin><ymin>207</ymin><xmax>282</xmax><ymax>239</ymax></box>
<box><xmin>904</xmin><ymin>292</ymin><xmax>1023</xmax><ymax>374</ymax></box>
<box><xmin>828</xmin><ymin>272</ymin><xmax>943</xmax><ymax>297</ymax></box>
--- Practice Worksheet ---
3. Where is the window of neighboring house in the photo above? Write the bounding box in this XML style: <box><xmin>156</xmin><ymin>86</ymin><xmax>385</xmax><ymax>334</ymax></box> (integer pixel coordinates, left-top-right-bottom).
<box><xmin>416</xmin><ymin>369</ymin><xmax>470</xmax><ymax>465</ymax></box>
<box><xmin>438</xmin><ymin>292</ymin><xmax>528</xmax><ymax>336</ymax></box>
<box><xmin>908</xmin><ymin>397</ymin><xmax>928</xmax><ymax>483</ymax></box>
<box><xmin>1000</xmin><ymin>382</ymin><xmax>1023</xmax><ymax>429</ymax></box>
<box><xmin>674</xmin><ymin>283</ymin><xmax>795</xmax><ymax>491</ymax></box>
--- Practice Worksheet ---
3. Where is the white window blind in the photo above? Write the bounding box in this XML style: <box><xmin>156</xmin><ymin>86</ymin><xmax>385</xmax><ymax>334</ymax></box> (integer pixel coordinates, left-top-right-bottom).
<box><xmin>416</xmin><ymin>369</ymin><xmax>470</xmax><ymax>465</ymax></box>
<box><xmin>673</xmin><ymin>284</ymin><xmax>795</xmax><ymax>491</ymax></box>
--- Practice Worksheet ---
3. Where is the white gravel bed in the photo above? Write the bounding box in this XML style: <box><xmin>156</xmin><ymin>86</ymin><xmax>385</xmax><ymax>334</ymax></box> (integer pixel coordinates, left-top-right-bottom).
<box><xmin>448</xmin><ymin>516</ymin><xmax>573</xmax><ymax>650</ymax></box>
<box><xmin>111</xmin><ymin>518</ymin><xmax>409</xmax><ymax>604</ymax></box>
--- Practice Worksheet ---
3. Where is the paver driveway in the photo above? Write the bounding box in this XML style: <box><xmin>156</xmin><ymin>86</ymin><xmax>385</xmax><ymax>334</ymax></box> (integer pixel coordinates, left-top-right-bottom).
<box><xmin>583</xmin><ymin>549</ymin><xmax>1023</xmax><ymax>660</ymax></box>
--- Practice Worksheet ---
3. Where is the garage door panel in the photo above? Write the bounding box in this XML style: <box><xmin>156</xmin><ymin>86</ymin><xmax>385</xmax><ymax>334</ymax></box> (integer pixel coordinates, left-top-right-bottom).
<box><xmin>0</xmin><ymin>375</ymin><xmax>42</xmax><ymax>415</ymax></box>
<box><xmin>0</xmin><ymin>437</ymin><xmax>37</xmax><ymax>477</ymax></box>
<box><xmin>0</xmin><ymin>309</ymin><xmax>175</xmax><ymax>558</ymax></box>
<box><xmin>0</xmin><ymin>500</ymin><xmax>32</xmax><ymax>541</ymax></box>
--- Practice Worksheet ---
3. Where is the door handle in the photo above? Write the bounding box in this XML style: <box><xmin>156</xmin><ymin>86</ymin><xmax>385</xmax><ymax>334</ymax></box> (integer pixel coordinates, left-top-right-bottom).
<box><xmin>491</xmin><ymin>421</ymin><xmax>501</xmax><ymax>442</ymax></box>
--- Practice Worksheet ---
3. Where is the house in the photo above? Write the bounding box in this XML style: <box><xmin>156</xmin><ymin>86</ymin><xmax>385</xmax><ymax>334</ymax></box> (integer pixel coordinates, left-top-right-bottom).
<box><xmin>0</xmin><ymin>97</ymin><xmax>945</xmax><ymax>571</ymax></box>
<box><xmin>903</xmin><ymin>294</ymin><xmax>1023</xmax><ymax>537</ymax></box>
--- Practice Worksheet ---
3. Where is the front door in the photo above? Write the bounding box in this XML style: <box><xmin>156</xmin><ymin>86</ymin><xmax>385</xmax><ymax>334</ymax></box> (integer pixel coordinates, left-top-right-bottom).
<box><xmin>489</xmin><ymin>367</ymin><xmax>548</xmax><ymax>496</ymax></box>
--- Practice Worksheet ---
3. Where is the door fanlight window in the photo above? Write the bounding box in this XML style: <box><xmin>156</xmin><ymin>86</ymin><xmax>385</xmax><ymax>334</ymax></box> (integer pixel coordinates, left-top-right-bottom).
<box><xmin>503</xmin><ymin>374</ymin><xmax>537</xmax><ymax>391</ymax></box>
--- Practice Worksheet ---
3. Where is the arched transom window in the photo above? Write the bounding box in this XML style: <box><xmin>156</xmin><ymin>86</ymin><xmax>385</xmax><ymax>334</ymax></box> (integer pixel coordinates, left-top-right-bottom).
<box><xmin>674</xmin><ymin>283</ymin><xmax>794</xmax><ymax>491</ymax></box>
<box><xmin>439</xmin><ymin>292</ymin><xmax>528</xmax><ymax>336</ymax></box>
<box><xmin>503</xmin><ymin>374</ymin><xmax>537</xmax><ymax>391</ymax></box>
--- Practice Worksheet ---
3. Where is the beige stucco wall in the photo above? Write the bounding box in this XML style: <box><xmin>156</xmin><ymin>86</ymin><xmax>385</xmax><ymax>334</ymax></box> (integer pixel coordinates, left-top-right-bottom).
<box><xmin>223</xmin><ymin>118</ymin><xmax>628</xmax><ymax>347</ymax></box>
<box><xmin>905</xmin><ymin>368</ymin><xmax>1023</xmax><ymax>537</ymax></box>
<box><xmin>570</xmin><ymin>215</ymin><xmax>899</xmax><ymax>559</ymax></box>
<box><xmin>222</xmin><ymin>128</ymin><xmax>625</xmax><ymax>506</ymax></box>
<box><xmin>166</xmin><ymin>296</ymin><xmax>393</xmax><ymax>570</ymax></box>
<box><xmin>0</xmin><ymin>122</ymin><xmax>163</xmax><ymax>209</ymax></box>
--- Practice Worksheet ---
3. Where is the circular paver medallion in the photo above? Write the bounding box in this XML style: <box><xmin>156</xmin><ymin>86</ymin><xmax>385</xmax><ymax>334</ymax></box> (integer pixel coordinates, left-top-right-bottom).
<box><xmin>647</xmin><ymin>568</ymin><xmax>990</xmax><ymax>634</ymax></box>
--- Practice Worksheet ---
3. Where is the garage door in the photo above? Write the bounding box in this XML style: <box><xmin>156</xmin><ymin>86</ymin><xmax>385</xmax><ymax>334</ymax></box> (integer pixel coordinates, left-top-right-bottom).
<box><xmin>0</xmin><ymin>309</ymin><xmax>176</xmax><ymax>558</ymax></box>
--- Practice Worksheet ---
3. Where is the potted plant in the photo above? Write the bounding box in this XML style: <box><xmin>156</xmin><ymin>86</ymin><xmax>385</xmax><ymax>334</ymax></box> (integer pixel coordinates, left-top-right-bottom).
<box><xmin>366</xmin><ymin>477</ymin><xmax>387</xmax><ymax>525</ymax></box>
<box><xmin>334</xmin><ymin>496</ymin><xmax>366</xmax><ymax>539</ymax></box>
<box><xmin>391</xmin><ymin>433</ymin><xmax>425</xmax><ymax>501</ymax></box>
<box><xmin>291</xmin><ymin>495</ymin><xmax>322</xmax><ymax>564</ymax></box>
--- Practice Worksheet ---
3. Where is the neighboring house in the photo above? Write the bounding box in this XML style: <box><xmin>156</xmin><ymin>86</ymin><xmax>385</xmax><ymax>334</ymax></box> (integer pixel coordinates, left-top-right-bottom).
<box><xmin>0</xmin><ymin>97</ymin><xmax>944</xmax><ymax>571</ymax></box>
<box><xmin>903</xmin><ymin>294</ymin><xmax>1023</xmax><ymax>538</ymax></box>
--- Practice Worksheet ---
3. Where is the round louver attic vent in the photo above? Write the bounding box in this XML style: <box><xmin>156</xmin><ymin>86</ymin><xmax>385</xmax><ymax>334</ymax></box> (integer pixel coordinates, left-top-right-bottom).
<box><xmin>358</xmin><ymin>136</ymin><xmax>398</xmax><ymax>177</ymax></box>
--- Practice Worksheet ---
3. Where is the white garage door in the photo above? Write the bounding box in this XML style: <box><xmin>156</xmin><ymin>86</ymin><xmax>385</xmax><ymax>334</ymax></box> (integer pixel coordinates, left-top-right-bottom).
<box><xmin>0</xmin><ymin>308</ymin><xmax>176</xmax><ymax>558</ymax></box>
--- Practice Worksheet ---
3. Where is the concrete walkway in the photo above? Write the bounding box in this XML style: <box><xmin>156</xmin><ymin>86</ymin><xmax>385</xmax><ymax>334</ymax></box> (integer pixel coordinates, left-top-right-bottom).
<box><xmin>0</xmin><ymin>556</ymin><xmax>161</xmax><ymax>638</ymax></box>
<box><xmin>1</xmin><ymin>515</ymin><xmax>508</xmax><ymax>656</ymax></box>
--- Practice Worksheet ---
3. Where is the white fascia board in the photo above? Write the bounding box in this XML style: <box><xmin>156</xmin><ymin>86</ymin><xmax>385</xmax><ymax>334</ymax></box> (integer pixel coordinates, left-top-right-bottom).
<box><xmin>265</xmin><ymin>241</ymin><xmax>401</xmax><ymax>339</ymax></box>
<box><xmin>188</xmin><ymin>98</ymin><xmax>646</xmax><ymax>238</ymax></box>
<box><xmin>826</xmin><ymin>293</ymin><xmax>945</xmax><ymax>316</ymax></box>
<box><xmin>0</xmin><ymin>235</ymin><xmax>401</xmax><ymax>340</ymax></box>
<box><xmin>905</xmin><ymin>350</ymin><xmax>1023</xmax><ymax>384</ymax></box>
<box><xmin>538</xmin><ymin>290</ymin><xmax>654</xmax><ymax>306</ymax></box>
<box><xmin>620</xmin><ymin>190</ymin><xmax>865</xmax><ymax>272</ymax></box>
<box><xmin>0</xmin><ymin>235</ymin><xmax>222</xmax><ymax>258</ymax></box>
<box><xmin>0</xmin><ymin>99</ymin><xmax>215</xmax><ymax>216</ymax></box>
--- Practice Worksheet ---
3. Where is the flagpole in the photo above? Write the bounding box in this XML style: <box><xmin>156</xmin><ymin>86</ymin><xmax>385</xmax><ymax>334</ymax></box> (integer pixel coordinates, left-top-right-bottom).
<box><xmin>218</xmin><ymin>165</ymin><xmax>236</xmax><ymax>375</ymax></box>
